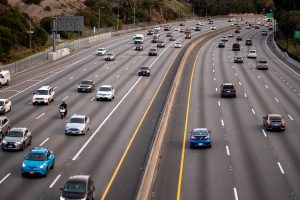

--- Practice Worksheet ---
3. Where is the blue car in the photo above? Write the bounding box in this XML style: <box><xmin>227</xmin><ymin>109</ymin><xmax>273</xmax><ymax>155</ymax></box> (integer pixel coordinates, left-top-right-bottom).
<box><xmin>21</xmin><ymin>147</ymin><xmax>55</xmax><ymax>177</ymax></box>
<box><xmin>190</xmin><ymin>128</ymin><xmax>212</xmax><ymax>148</ymax></box>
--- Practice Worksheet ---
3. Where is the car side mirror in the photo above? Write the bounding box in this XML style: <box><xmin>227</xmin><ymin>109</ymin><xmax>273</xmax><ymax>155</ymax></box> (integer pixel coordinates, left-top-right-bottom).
<box><xmin>50</xmin><ymin>151</ymin><xmax>54</xmax><ymax>154</ymax></box>
<box><xmin>208</xmin><ymin>130</ymin><xmax>212</xmax><ymax>134</ymax></box>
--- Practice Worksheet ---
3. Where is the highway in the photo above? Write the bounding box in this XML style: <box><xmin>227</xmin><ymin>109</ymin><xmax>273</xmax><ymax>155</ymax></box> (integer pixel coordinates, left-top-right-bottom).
<box><xmin>150</xmin><ymin>21</ymin><xmax>300</xmax><ymax>200</ymax></box>
<box><xmin>0</xmin><ymin>19</ymin><xmax>230</xmax><ymax>200</ymax></box>
<box><xmin>0</xmin><ymin>17</ymin><xmax>299</xmax><ymax>200</ymax></box>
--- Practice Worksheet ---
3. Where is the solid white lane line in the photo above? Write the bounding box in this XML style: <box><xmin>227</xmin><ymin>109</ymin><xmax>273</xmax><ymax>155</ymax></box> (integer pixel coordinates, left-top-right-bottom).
<box><xmin>274</xmin><ymin>97</ymin><xmax>279</xmax><ymax>102</ymax></box>
<box><xmin>234</xmin><ymin>188</ymin><xmax>239</xmax><ymax>200</ymax></box>
<box><xmin>36</xmin><ymin>113</ymin><xmax>45</xmax><ymax>119</ymax></box>
<box><xmin>49</xmin><ymin>174</ymin><xmax>61</xmax><ymax>189</ymax></box>
<box><xmin>218</xmin><ymin>101</ymin><xmax>221</xmax><ymax>107</ymax></box>
<box><xmin>262</xmin><ymin>129</ymin><xmax>267</xmax><ymax>137</ymax></box>
<box><xmin>226</xmin><ymin>146</ymin><xmax>230</xmax><ymax>156</ymax></box>
<box><xmin>244</xmin><ymin>93</ymin><xmax>247</xmax><ymax>98</ymax></box>
<box><xmin>265</xmin><ymin>85</ymin><xmax>269</xmax><ymax>89</ymax></box>
<box><xmin>221</xmin><ymin>119</ymin><xmax>224</xmax><ymax>127</ymax></box>
<box><xmin>288</xmin><ymin>114</ymin><xmax>293</xmax><ymax>121</ymax></box>
<box><xmin>277</xmin><ymin>162</ymin><xmax>285</xmax><ymax>174</ymax></box>
<box><xmin>90</xmin><ymin>97</ymin><xmax>95</xmax><ymax>102</ymax></box>
<box><xmin>0</xmin><ymin>173</ymin><xmax>11</xmax><ymax>184</ymax></box>
<box><xmin>251</xmin><ymin>109</ymin><xmax>256</xmax><ymax>115</ymax></box>
<box><xmin>62</xmin><ymin>96</ymin><xmax>69</xmax><ymax>101</ymax></box>
<box><xmin>39</xmin><ymin>138</ymin><xmax>50</xmax><ymax>146</ymax></box>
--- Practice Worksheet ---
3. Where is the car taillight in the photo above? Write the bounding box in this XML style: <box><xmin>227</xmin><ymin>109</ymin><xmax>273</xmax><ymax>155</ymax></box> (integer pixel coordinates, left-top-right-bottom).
<box><xmin>205</xmin><ymin>135</ymin><xmax>210</xmax><ymax>139</ymax></box>
<box><xmin>221</xmin><ymin>89</ymin><xmax>226</xmax><ymax>92</ymax></box>
<box><xmin>267</xmin><ymin>120</ymin><xmax>272</xmax><ymax>125</ymax></box>
<box><xmin>191</xmin><ymin>136</ymin><xmax>196</xmax><ymax>140</ymax></box>
<box><xmin>232</xmin><ymin>88</ymin><xmax>236</xmax><ymax>92</ymax></box>
<box><xmin>281</xmin><ymin>120</ymin><xmax>285</xmax><ymax>126</ymax></box>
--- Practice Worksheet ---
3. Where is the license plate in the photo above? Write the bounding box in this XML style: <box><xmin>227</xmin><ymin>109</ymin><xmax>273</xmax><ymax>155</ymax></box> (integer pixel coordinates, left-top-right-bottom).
<box><xmin>198</xmin><ymin>143</ymin><xmax>203</xmax><ymax>146</ymax></box>
<box><xmin>227</xmin><ymin>91</ymin><xmax>231</xmax><ymax>93</ymax></box>
<box><xmin>29</xmin><ymin>171</ymin><xmax>34</xmax><ymax>174</ymax></box>
<box><xmin>82</xmin><ymin>89</ymin><xmax>85</xmax><ymax>91</ymax></box>
<box><xmin>8</xmin><ymin>145</ymin><xmax>13</xmax><ymax>148</ymax></box>
<box><xmin>72</xmin><ymin>131</ymin><xmax>76</xmax><ymax>133</ymax></box>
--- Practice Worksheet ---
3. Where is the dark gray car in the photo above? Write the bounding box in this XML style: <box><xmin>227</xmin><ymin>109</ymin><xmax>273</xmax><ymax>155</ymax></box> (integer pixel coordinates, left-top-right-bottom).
<box><xmin>0</xmin><ymin>117</ymin><xmax>10</xmax><ymax>140</ymax></box>
<box><xmin>2</xmin><ymin>128</ymin><xmax>32</xmax><ymax>151</ymax></box>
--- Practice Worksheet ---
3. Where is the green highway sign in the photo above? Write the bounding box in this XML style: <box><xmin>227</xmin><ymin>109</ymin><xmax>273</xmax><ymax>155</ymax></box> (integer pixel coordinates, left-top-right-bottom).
<box><xmin>295</xmin><ymin>31</ymin><xmax>300</xmax><ymax>39</ymax></box>
<box><xmin>266</xmin><ymin>13</ymin><xmax>273</xmax><ymax>18</ymax></box>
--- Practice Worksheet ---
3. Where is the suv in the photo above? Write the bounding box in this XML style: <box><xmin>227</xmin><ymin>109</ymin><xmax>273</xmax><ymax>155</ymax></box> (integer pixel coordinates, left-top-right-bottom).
<box><xmin>65</xmin><ymin>114</ymin><xmax>90</xmax><ymax>135</ymax></box>
<box><xmin>21</xmin><ymin>147</ymin><xmax>55</xmax><ymax>177</ymax></box>
<box><xmin>0</xmin><ymin>117</ymin><xmax>10</xmax><ymax>139</ymax></box>
<box><xmin>185</xmin><ymin>33</ymin><xmax>192</xmax><ymax>39</ymax></box>
<box><xmin>190</xmin><ymin>128</ymin><xmax>212</xmax><ymax>148</ymax></box>
<box><xmin>220</xmin><ymin>83</ymin><xmax>237</xmax><ymax>98</ymax></box>
<box><xmin>104</xmin><ymin>52</ymin><xmax>115</xmax><ymax>61</ymax></box>
<box><xmin>96</xmin><ymin>48</ymin><xmax>106</xmax><ymax>56</ymax></box>
<box><xmin>256</xmin><ymin>59</ymin><xmax>268</xmax><ymax>70</ymax></box>
<box><xmin>247</xmin><ymin>50</ymin><xmax>257</xmax><ymax>58</ymax></box>
<box><xmin>32</xmin><ymin>86</ymin><xmax>55</xmax><ymax>105</ymax></box>
<box><xmin>2</xmin><ymin>127</ymin><xmax>32</xmax><ymax>151</ymax></box>
<box><xmin>263</xmin><ymin>114</ymin><xmax>285</xmax><ymax>131</ymax></box>
<box><xmin>232</xmin><ymin>43</ymin><xmax>240</xmax><ymax>51</ymax></box>
<box><xmin>60</xmin><ymin>175</ymin><xmax>95</xmax><ymax>200</ymax></box>
<box><xmin>78</xmin><ymin>80</ymin><xmax>95</xmax><ymax>92</ymax></box>
<box><xmin>96</xmin><ymin>85</ymin><xmax>115</xmax><ymax>101</ymax></box>
<box><xmin>245</xmin><ymin>39</ymin><xmax>252</xmax><ymax>46</ymax></box>
<box><xmin>148</xmin><ymin>48</ymin><xmax>158</xmax><ymax>56</ymax></box>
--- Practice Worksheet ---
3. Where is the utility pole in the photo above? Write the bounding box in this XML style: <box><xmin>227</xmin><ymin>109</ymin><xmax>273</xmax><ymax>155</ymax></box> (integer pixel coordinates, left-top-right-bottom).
<box><xmin>134</xmin><ymin>5</ymin><xmax>136</xmax><ymax>27</ymax></box>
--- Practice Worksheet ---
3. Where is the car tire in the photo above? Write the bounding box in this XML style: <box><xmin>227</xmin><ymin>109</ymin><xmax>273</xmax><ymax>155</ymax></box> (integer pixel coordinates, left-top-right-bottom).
<box><xmin>28</xmin><ymin>137</ymin><xmax>32</xmax><ymax>145</ymax></box>
<box><xmin>44</xmin><ymin>168</ymin><xmax>48</xmax><ymax>177</ymax></box>
<box><xmin>21</xmin><ymin>143</ymin><xmax>25</xmax><ymax>151</ymax></box>
<box><xmin>9</xmin><ymin>106</ymin><xmax>11</xmax><ymax>112</ymax></box>
<box><xmin>50</xmin><ymin>160</ymin><xmax>55</xmax><ymax>169</ymax></box>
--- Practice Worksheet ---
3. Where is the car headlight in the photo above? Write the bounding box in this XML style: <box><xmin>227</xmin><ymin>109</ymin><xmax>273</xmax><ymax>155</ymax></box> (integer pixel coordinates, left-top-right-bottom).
<box><xmin>15</xmin><ymin>141</ymin><xmax>21</xmax><ymax>145</ymax></box>
<box><xmin>2</xmin><ymin>140</ymin><xmax>7</xmax><ymax>144</ymax></box>
<box><xmin>39</xmin><ymin>163</ymin><xmax>46</xmax><ymax>169</ymax></box>
<box><xmin>0</xmin><ymin>107</ymin><xmax>4</xmax><ymax>110</ymax></box>
<box><xmin>59</xmin><ymin>197</ymin><xmax>65</xmax><ymax>200</ymax></box>
<box><xmin>22</xmin><ymin>163</ymin><xmax>26</xmax><ymax>167</ymax></box>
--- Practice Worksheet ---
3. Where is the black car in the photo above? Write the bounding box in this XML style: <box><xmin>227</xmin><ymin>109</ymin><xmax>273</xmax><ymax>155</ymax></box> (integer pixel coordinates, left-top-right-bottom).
<box><xmin>185</xmin><ymin>34</ymin><xmax>191</xmax><ymax>39</ymax></box>
<box><xmin>218</xmin><ymin>42</ymin><xmax>225</xmax><ymax>48</ymax></box>
<box><xmin>77</xmin><ymin>80</ymin><xmax>95</xmax><ymax>92</ymax></box>
<box><xmin>220</xmin><ymin>83</ymin><xmax>236</xmax><ymax>98</ymax></box>
<box><xmin>157</xmin><ymin>41</ymin><xmax>165</xmax><ymax>48</ymax></box>
<box><xmin>195</xmin><ymin>26</ymin><xmax>201</xmax><ymax>31</ymax></box>
<box><xmin>234</xmin><ymin>56</ymin><xmax>244</xmax><ymax>63</ymax></box>
<box><xmin>60</xmin><ymin>175</ymin><xmax>95</xmax><ymax>200</ymax></box>
<box><xmin>232</xmin><ymin>43</ymin><xmax>240</xmax><ymax>51</ymax></box>
<box><xmin>179</xmin><ymin>22</ymin><xmax>185</xmax><ymax>26</ymax></box>
<box><xmin>147</xmin><ymin>30</ymin><xmax>154</xmax><ymax>35</ymax></box>
<box><xmin>166</xmin><ymin>32</ymin><xmax>173</xmax><ymax>37</ymax></box>
<box><xmin>234</xmin><ymin>29</ymin><xmax>240</xmax><ymax>33</ymax></box>
<box><xmin>138</xmin><ymin>66</ymin><xmax>150</xmax><ymax>76</ymax></box>
<box><xmin>135</xmin><ymin>44</ymin><xmax>143</xmax><ymax>51</ymax></box>
<box><xmin>263</xmin><ymin>114</ymin><xmax>285</xmax><ymax>131</ymax></box>
<box><xmin>245</xmin><ymin>39</ymin><xmax>252</xmax><ymax>46</ymax></box>
<box><xmin>148</xmin><ymin>48</ymin><xmax>158</xmax><ymax>56</ymax></box>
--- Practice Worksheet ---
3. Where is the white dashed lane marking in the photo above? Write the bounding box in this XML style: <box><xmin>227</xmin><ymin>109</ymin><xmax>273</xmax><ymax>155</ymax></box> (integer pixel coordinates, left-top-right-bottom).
<box><xmin>226</xmin><ymin>146</ymin><xmax>230</xmax><ymax>156</ymax></box>
<box><xmin>39</xmin><ymin>138</ymin><xmax>50</xmax><ymax>146</ymax></box>
<box><xmin>36</xmin><ymin>113</ymin><xmax>45</xmax><ymax>120</ymax></box>
<box><xmin>288</xmin><ymin>114</ymin><xmax>293</xmax><ymax>121</ymax></box>
<box><xmin>0</xmin><ymin>173</ymin><xmax>11</xmax><ymax>184</ymax></box>
<box><xmin>274</xmin><ymin>97</ymin><xmax>279</xmax><ymax>102</ymax></box>
<box><xmin>262</xmin><ymin>129</ymin><xmax>267</xmax><ymax>137</ymax></box>
<box><xmin>277</xmin><ymin>162</ymin><xmax>285</xmax><ymax>174</ymax></box>
<box><xmin>49</xmin><ymin>174</ymin><xmax>62</xmax><ymax>189</ymax></box>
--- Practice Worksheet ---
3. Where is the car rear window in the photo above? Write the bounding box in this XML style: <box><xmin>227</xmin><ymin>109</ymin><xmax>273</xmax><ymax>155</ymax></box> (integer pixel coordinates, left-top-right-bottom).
<box><xmin>259</xmin><ymin>60</ymin><xmax>267</xmax><ymax>64</ymax></box>
<box><xmin>223</xmin><ymin>85</ymin><xmax>234</xmax><ymax>89</ymax></box>
<box><xmin>269</xmin><ymin>116</ymin><xmax>282</xmax><ymax>121</ymax></box>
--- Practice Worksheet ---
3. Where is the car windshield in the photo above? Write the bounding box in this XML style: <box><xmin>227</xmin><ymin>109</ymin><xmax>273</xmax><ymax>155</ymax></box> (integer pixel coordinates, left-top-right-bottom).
<box><xmin>36</xmin><ymin>90</ymin><xmax>48</xmax><ymax>95</ymax></box>
<box><xmin>0</xmin><ymin>101</ymin><xmax>4</xmax><ymax>106</ymax></box>
<box><xmin>99</xmin><ymin>87</ymin><xmax>112</xmax><ymax>92</ymax></box>
<box><xmin>26</xmin><ymin>153</ymin><xmax>47</xmax><ymax>161</ymax></box>
<box><xmin>69</xmin><ymin>117</ymin><xmax>85</xmax><ymax>124</ymax></box>
<box><xmin>64</xmin><ymin>181</ymin><xmax>86</xmax><ymax>193</ymax></box>
<box><xmin>7</xmin><ymin>131</ymin><xmax>23</xmax><ymax>137</ymax></box>
<box><xmin>80</xmin><ymin>81</ymin><xmax>92</xmax><ymax>85</ymax></box>
<box><xmin>223</xmin><ymin>85</ymin><xmax>234</xmax><ymax>89</ymax></box>
<box><xmin>98</xmin><ymin>48</ymin><xmax>105</xmax><ymax>51</ymax></box>
<box><xmin>270</xmin><ymin>116</ymin><xmax>282</xmax><ymax>121</ymax></box>
<box><xmin>107</xmin><ymin>53</ymin><xmax>113</xmax><ymax>56</ymax></box>
<box><xmin>249</xmin><ymin>50</ymin><xmax>256</xmax><ymax>53</ymax></box>
<box><xmin>150</xmin><ymin>49</ymin><xmax>156</xmax><ymax>51</ymax></box>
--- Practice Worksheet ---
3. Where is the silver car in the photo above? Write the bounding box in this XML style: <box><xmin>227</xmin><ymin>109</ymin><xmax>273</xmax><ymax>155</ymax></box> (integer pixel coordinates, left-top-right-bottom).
<box><xmin>2</xmin><ymin>128</ymin><xmax>32</xmax><ymax>151</ymax></box>
<box><xmin>0</xmin><ymin>116</ymin><xmax>10</xmax><ymax>140</ymax></box>
<box><xmin>104</xmin><ymin>52</ymin><xmax>115</xmax><ymax>61</ymax></box>
<box><xmin>65</xmin><ymin>114</ymin><xmax>90</xmax><ymax>135</ymax></box>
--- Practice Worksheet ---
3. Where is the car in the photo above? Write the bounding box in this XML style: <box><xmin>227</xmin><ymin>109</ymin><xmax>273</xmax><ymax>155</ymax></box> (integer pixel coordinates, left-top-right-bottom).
<box><xmin>21</xmin><ymin>147</ymin><xmax>55</xmax><ymax>177</ymax></box>
<box><xmin>65</xmin><ymin>114</ymin><xmax>90</xmax><ymax>135</ymax></box>
<box><xmin>0</xmin><ymin>70</ymin><xmax>10</xmax><ymax>86</ymax></box>
<box><xmin>208</xmin><ymin>20</ymin><xmax>214</xmax><ymax>24</ymax></box>
<box><xmin>185</xmin><ymin>34</ymin><xmax>191</xmax><ymax>39</ymax></box>
<box><xmin>96</xmin><ymin>85</ymin><xmax>115</xmax><ymax>101</ymax></box>
<box><xmin>255</xmin><ymin>25</ymin><xmax>260</xmax><ymax>29</ymax></box>
<box><xmin>77</xmin><ymin>80</ymin><xmax>95</xmax><ymax>92</ymax></box>
<box><xmin>179</xmin><ymin>22</ymin><xmax>185</xmax><ymax>26</ymax></box>
<box><xmin>245</xmin><ymin>39</ymin><xmax>252</xmax><ymax>46</ymax></box>
<box><xmin>60</xmin><ymin>175</ymin><xmax>95</xmax><ymax>200</ymax></box>
<box><xmin>0</xmin><ymin>99</ymin><xmax>11</xmax><ymax>114</ymax></box>
<box><xmin>166</xmin><ymin>32</ymin><xmax>173</xmax><ymax>37</ymax></box>
<box><xmin>210</xmin><ymin>26</ymin><xmax>216</xmax><ymax>30</ymax></box>
<box><xmin>169</xmin><ymin>36</ymin><xmax>176</xmax><ymax>41</ymax></box>
<box><xmin>179</xmin><ymin>28</ymin><xmax>185</xmax><ymax>33</ymax></box>
<box><xmin>147</xmin><ymin>30</ymin><xmax>154</xmax><ymax>35</ymax></box>
<box><xmin>190</xmin><ymin>26</ymin><xmax>196</xmax><ymax>30</ymax></box>
<box><xmin>221</xmin><ymin>36</ymin><xmax>228</xmax><ymax>42</ymax></box>
<box><xmin>262</xmin><ymin>30</ymin><xmax>268</xmax><ymax>35</ymax></box>
<box><xmin>236</xmin><ymin>36</ymin><xmax>242</xmax><ymax>41</ymax></box>
<box><xmin>164</xmin><ymin>25</ymin><xmax>171</xmax><ymax>31</ymax></box>
<box><xmin>175</xmin><ymin>42</ymin><xmax>182</xmax><ymax>48</ymax></box>
<box><xmin>190</xmin><ymin>128</ymin><xmax>212</xmax><ymax>148</ymax></box>
<box><xmin>32</xmin><ymin>86</ymin><xmax>54</xmax><ymax>105</ymax></box>
<box><xmin>218</xmin><ymin>42</ymin><xmax>225</xmax><ymax>48</ymax></box>
<box><xmin>228</xmin><ymin>33</ymin><xmax>234</xmax><ymax>37</ymax></box>
<box><xmin>245</xmin><ymin>26</ymin><xmax>251</xmax><ymax>29</ymax></box>
<box><xmin>151</xmin><ymin>37</ymin><xmax>159</xmax><ymax>43</ymax></box>
<box><xmin>2</xmin><ymin>128</ymin><xmax>32</xmax><ymax>151</ymax></box>
<box><xmin>157</xmin><ymin>41</ymin><xmax>165</xmax><ymax>48</ymax></box>
<box><xmin>0</xmin><ymin>116</ymin><xmax>10</xmax><ymax>139</ymax></box>
<box><xmin>96</xmin><ymin>48</ymin><xmax>106</xmax><ymax>56</ymax></box>
<box><xmin>104</xmin><ymin>52</ymin><xmax>115</xmax><ymax>61</ymax></box>
<box><xmin>256</xmin><ymin>58</ymin><xmax>268</xmax><ymax>70</ymax></box>
<box><xmin>234</xmin><ymin>56</ymin><xmax>244</xmax><ymax>63</ymax></box>
<box><xmin>175</xmin><ymin>27</ymin><xmax>180</xmax><ymax>31</ymax></box>
<box><xmin>153</xmin><ymin>33</ymin><xmax>160</xmax><ymax>38</ymax></box>
<box><xmin>232</xmin><ymin>43</ymin><xmax>240</xmax><ymax>51</ymax></box>
<box><xmin>135</xmin><ymin>44</ymin><xmax>143</xmax><ymax>51</ymax></box>
<box><xmin>154</xmin><ymin>26</ymin><xmax>160</xmax><ymax>31</ymax></box>
<box><xmin>148</xmin><ymin>48</ymin><xmax>158</xmax><ymax>56</ymax></box>
<box><xmin>234</xmin><ymin>29</ymin><xmax>240</xmax><ymax>33</ymax></box>
<box><xmin>220</xmin><ymin>83</ymin><xmax>236</xmax><ymax>98</ymax></box>
<box><xmin>247</xmin><ymin>50</ymin><xmax>257</xmax><ymax>58</ymax></box>
<box><xmin>195</xmin><ymin>26</ymin><xmax>201</xmax><ymax>31</ymax></box>
<box><xmin>138</xmin><ymin>66</ymin><xmax>150</xmax><ymax>76</ymax></box>
<box><xmin>268</xmin><ymin>26</ymin><xmax>273</xmax><ymax>30</ymax></box>
<box><xmin>263</xmin><ymin>114</ymin><xmax>285</xmax><ymax>131</ymax></box>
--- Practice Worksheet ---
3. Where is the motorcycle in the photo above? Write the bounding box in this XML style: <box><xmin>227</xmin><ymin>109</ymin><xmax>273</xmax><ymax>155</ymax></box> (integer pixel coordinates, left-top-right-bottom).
<box><xmin>59</xmin><ymin>107</ymin><xmax>66</xmax><ymax>119</ymax></box>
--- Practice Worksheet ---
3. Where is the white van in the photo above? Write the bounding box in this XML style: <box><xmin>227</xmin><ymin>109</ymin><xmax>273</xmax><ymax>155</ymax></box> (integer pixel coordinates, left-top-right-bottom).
<box><xmin>0</xmin><ymin>70</ymin><xmax>10</xmax><ymax>86</ymax></box>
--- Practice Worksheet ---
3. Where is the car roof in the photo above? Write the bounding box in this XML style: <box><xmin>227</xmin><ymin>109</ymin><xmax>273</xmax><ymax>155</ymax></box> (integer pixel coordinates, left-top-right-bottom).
<box><xmin>70</xmin><ymin>114</ymin><xmax>86</xmax><ymax>119</ymax></box>
<box><xmin>67</xmin><ymin>175</ymin><xmax>90</xmax><ymax>183</ymax></box>
<box><xmin>10</xmin><ymin>127</ymin><xmax>26</xmax><ymax>132</ymax></box>
<box><xmin>0</xmin><ymin>99</ymin><xmax>9</xmax><ymax>101</ymax></box>
<box><xmin>38</xmin><ymin>86</ymin><xmax>51</xmax><ymax>90</ymax></box>
<box><xmin>30</xmin><ymin>147</ymin><xmax>49</xmax><ymax>154</ymax></box>
<box><xmin>100</xmin><ymin>85</ymin><xmax>113</xmax><ymax>88</ymax></box>
<box><xmin>268</xmin><ymin>114</ymin><xmax>282</xmax><ymax>117</ymax></box>
<box><xmin>222</xmin><ymin>83</ymin><xmax>234</xmax><ymax>86</ymax></box>
<box><xmin>80</xmin><ymin>80</ymin><xmax>93</xmax><ymax>82</ymax></box>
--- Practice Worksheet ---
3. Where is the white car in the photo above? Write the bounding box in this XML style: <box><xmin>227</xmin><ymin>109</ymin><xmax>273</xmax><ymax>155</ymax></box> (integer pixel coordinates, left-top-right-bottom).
<box><xmin>247</xmin><ymin>50</ymin><xmax>257</xmax><ymax>59</ymax></box>
<box><xmin>104</xmin><ymin>52</ymin><xmax>115</xmax><ymax>61</ymax></box>
<box><xmin>175</xmin><ymin>42</ymin><xmax>182</xmax><ymax>48</ymax></box>
<box><xmin>65</xmin><ymin>114</ymin><xmax>90</xmax><ymax>135</ymax></box>
<box><xmin>96</xmin><ymin>85</ymin><xmax>115</xmax><ymax>101</ymax></box>
<box><xmin>210</xmin><ymin>26</ymin><xmax>216</xmax><ymax>30</ymax></box>
<box><xmin>175</xmin><ymin>27</ymin><xmax>180</xmax><ymax>31</ymax></box>
<box><xmin>0</xmin><ymin>99</ymin><xmax>11</xmax><ymax>115</ymax></box>
<box><xmin>32</xmin><ymin>86</ymin><xmax>55</xmax><ymax>105</ymax></box>
<box><xmin>96</xmin><ymin>48</ymin><xmax>106</xmax><ymax>56</ymax></box>
<box><xmin>154</xmin><ymin>26</ymin><xmax>160</xmax><ymax>31</ymax></box>
<box><xmin>221</xmin><ymin>36</ymin><xmax>229</xmax><ymax>42</ymax></box>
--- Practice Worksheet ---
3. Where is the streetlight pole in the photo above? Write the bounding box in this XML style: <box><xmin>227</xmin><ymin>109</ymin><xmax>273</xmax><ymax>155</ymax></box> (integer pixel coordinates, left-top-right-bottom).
<box><xmin>134</xmin><ymin>5</ymin><xmax>136</xmax><ymax>28</ymax></box>
<box><xmin>29</xmin><ymin>12</ymin><xmax>32</xmax><ymax>50</ymax></box>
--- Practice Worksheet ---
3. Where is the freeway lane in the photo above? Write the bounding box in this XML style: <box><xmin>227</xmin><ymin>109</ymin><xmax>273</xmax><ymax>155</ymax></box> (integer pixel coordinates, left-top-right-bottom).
<box><xmin>151</xmin><ymin>22</ymin><xmax>299</xmax><ymax>200</ymax></box>
<box><xmin>0</xmin><ymin>18</ymin><xmax>233</xmax><ymax>200</ymax></box>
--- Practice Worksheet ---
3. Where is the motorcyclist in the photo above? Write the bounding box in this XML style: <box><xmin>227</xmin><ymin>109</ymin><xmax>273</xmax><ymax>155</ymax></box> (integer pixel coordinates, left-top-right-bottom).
<box><xmin>59</xmin><ymin>101</ymin><xmax>67</xmax><ymax>116</ymax></box>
